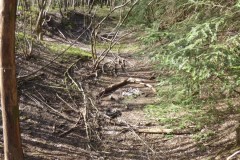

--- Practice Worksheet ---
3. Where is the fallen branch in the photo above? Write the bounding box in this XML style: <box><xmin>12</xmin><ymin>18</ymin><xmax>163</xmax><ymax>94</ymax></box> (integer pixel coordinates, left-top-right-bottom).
<box><xmin>57</xmin><ymin>28</ymin><xmax>71</xmax><ymax>43</ymax></box>
<box><xmin>25</xmin><ymin>93</ymin><xmax>76</xmax><ymax>123</ymax></box>
<box><xmin>127</xmin><ymin>77</ymin><xmax>156</xmax><ymax>93</ymax></box>
<box><xmin>97</xmin><ymin>78</ymin><xmax>128</xmax><ymax>97</ymax></box>
<box><xmin>56</xmin><ymin>93</ymin><xmax>79</xmax><ymax>113</ymax></box>
<box><xmin>227</xmin><ymin>150</ymin><xmax>240</xmax><ymax>160</ymax></box>
<box><xmin>113</xmin><ymin>119</ymin><xmax>156</xmax><ymax>153</ymax></box>
<box><xmin>137</xmin><ymin>128</ymin><xmax>173</xmax><ymax>134</ymax></box>
<box><xmin>136</xmin><ymin>127</ymin><xmax>191</xmax><ymax>135</ymax></box>
<box><xmin>18</xmin><ymin>73</ymin><xmax>44</xmax><ymax>85</ymax></box>
<box><xmin>59</xmin><ymin>114</ymin><xmax>82</xmax><ymax>137</ymax></box>
<box><xmin>105</xmin><ymin>125</ymin><xmax>192</xmax><ymax>135</ymax></box>
<box><xmin>64</xmin><ymin>60</ymin><xmax>90</xmax><ymax>140</ymax></box>
<box><xmin>97</xmin><ymin>77</ymin><xmax>156</xmax><ymax>97</ymax></box>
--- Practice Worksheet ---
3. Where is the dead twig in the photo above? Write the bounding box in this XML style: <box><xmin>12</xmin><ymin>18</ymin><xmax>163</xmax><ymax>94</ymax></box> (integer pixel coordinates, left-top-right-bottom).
<box><xmin>18</xmin><ymin>73</ymin><xmax>44</xmax><ymax>86</ymax></box>
<box><xmin>136</xmin><ymin>127</ymin><xmax>191</xmax><ymax>135</ymax></box>
<box><xmin>56</xmin><ymin>93</ymin><xmax>79</xmax><ymax>113</ymax></box>
<box><xmin>56</xmin><ymin>28</ymin><xmax>71</xmax><ymax>43</ymax></box>
<box><xmin>59</xmin><ymin>114</ymin><xmax>83</xmax><ymax>137</ymax></box>
<box><xmin>64</xmin><ymin>59</ymin><xmax>90</xmax><ymax>140</ymax></box>
<box><xmin>109</xmin><ymin>118</ymin><xmax>156</xmax><ymax>153</ymax></box>
<box><xmin>25</xmin><ymin>93</ymin><xmax>76</xmax><ymax>123</ymax></box>
<box><xmin>227</xmin><ymin>150</ymin><xmax>240</xmax><ymax>160</ymax></box>
<box><xmin>104</xmin><ymin>125</ymin><xmax>191</xmax><ymax>135</ymax></box>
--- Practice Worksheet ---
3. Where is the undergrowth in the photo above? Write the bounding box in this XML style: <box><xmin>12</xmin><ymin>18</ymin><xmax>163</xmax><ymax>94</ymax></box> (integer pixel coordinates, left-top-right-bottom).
<box><xmin>144</xmin><ymin>74</ymin><xmax>240</xmax><ymax>133</ymax></box>
<box><xmin>130</xmin><ymin>0</ymin><xmax>240</xmax><ymax>131</ymax></box>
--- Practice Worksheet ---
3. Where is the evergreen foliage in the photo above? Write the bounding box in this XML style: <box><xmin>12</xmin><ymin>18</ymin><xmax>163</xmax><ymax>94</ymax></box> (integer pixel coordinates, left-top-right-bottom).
<box><xmin>131</xmin><ymin>0</ymin><xmax>240</xmax><ymax>100</ymax></box>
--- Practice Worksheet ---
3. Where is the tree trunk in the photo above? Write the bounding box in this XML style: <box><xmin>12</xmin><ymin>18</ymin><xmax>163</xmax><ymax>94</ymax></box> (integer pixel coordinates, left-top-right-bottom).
<box><xmin>236</xmin><ymin>123</ymin><xmax>240</xmax><ymax>145</ymax></box>
<box><xmin>72</xmin><ymin>0</ymin><xmax>75</xmax><ymax>9</ymax></box>
<box><xmin>0</xmin><ymin>0</ymin><xmax>24</xmax><ymax>159</ymax></box>
<box><xmin>63</xmin><ymin>0</ymin><xmax>68</xmax><ymax>11</ymax></box>
<box><xmin>35</xmin><ymin>0</ymin><xmax>47</xmax><ymax>41</ymax></box>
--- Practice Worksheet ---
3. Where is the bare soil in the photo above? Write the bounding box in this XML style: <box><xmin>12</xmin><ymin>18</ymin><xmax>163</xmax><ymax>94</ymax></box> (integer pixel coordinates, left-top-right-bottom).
<box><xmin>0</xmin><ymin>11</ymin><xmax>239</xmax><ymax>160</ymax></box>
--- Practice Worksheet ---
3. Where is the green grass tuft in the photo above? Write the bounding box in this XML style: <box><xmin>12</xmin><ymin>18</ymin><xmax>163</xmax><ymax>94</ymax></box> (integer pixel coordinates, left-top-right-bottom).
<box><xmin>96</xmin><ymin>43</ymin><xmax>140</xmax><ymax>53</ymax></box>
<box><xmin>45</xmin><ymin>42</ymin><xmax>92</xmax><ymax>57</ymax></box>
<box><xmin>144</xmin><ymin>103</ymin><xmax>208</xmax><ymax>130</ymax></box>
<box><xmin>144</xmin><ymin>75</ymin><xmax>231</xmax><ymax>131</ymax></box>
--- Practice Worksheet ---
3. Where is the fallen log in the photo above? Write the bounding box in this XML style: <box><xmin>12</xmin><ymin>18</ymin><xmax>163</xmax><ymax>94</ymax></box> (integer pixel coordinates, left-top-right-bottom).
<box><xmin>97</xmin><ymin>78</ymin><xmax>129</xmax><ymax>97</ymax></box>
<box><xmin>97</xmin><ymin>77</ymin><xmax>156</xmax><ymax>97</ymax></box>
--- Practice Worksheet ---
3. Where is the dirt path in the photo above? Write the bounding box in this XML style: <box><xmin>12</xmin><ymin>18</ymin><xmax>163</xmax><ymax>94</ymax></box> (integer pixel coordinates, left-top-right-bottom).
<box><xmin>11</xmin><ymin>41</ymin><xmax>212</xmax><ymax>159</ymax></box>
<box><xmin>94</xmin><ymin>51</ymin><xmax>238</xmax><ymax>160</ymax></box>
<box><xmin>14</xmin><ymin>38</ymin><xmax>167</xmax><ymax>160</ymax></box>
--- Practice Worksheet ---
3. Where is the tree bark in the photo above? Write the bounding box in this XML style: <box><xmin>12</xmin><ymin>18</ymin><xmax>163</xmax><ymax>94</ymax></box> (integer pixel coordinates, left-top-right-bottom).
<box><xmin>0</xmin><ymin>0</ymin><xmax>24</xmax><ymax>159</ymax></box>
<box><xmin>236</xmin><ymin>123</ymin><xmax>240</xmax><ymax>145</ymax></box>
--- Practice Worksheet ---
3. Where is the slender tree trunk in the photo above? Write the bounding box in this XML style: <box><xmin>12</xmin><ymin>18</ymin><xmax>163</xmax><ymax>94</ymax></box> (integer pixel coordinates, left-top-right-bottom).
<box><xmin>35</xmin><ymin>0</ymin><xmax>47</xmax><ymax>40</ymax></box>
<box><xmin>0</xmin><ymin>0</ymin><xmax>24</xmax><ymax>159</ymax></box>
<box><xmin>72</xmin><ymin>0</ymin><xmax>75</xmax><ymax>9</ymax></box>
<box><xmin>63</xmin><ymin>0</ymin><xmax>68</xmax><ymax>11</ymax></box>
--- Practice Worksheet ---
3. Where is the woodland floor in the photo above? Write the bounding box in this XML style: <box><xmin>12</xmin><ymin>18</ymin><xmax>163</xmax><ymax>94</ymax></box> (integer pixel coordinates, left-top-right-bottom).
<box><xmin>0</xmin><ymin>11</ymin><xmax>240</xmax><ymax>160</ymax></box>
